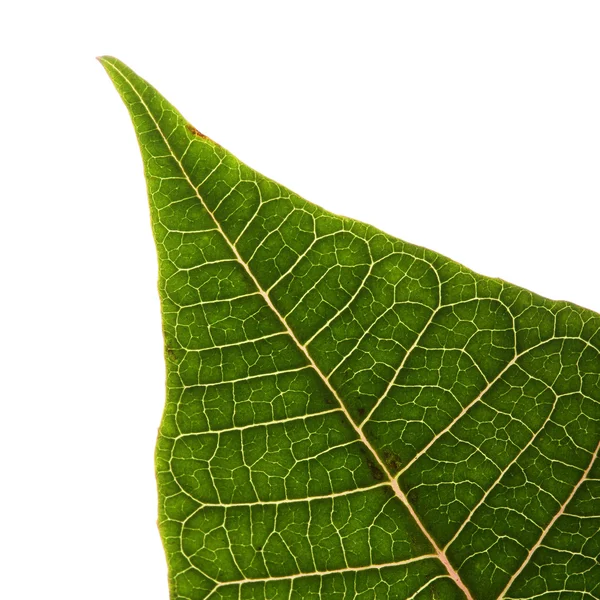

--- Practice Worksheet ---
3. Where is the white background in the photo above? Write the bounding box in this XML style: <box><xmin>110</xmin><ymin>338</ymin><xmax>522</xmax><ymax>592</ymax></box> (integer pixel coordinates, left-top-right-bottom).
<box><xmin>1</xmin><ymin>2</ymin><xmax>599</xmax><ymax>598</ymax></box>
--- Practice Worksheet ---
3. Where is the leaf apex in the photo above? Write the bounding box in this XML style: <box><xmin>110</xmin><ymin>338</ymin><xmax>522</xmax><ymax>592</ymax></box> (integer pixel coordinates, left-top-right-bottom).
<box><xmin>96</xmin><ymin>55</ymin><xmax>115</xmax><ymax>66</ymax></box>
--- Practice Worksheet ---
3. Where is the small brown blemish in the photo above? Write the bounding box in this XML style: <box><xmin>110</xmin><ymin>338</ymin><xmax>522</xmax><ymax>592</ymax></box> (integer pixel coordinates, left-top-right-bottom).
<box><xmin>383</xmin><ymin>450</ymin><xmax>402</xmax><ymax>473</ymax></box>
<box><xmin>186</xmin><ymin>123</ymin><xmax>209</xmax><ymax>139</ymax></box>
<box><xmin>165</xmin><ymin>346</ymin><xmax>177</xmax><ymax>361</ymax></box>
<box><xmin>367</xmin><ymin>460</ymin><xmax>384</xmax><ymax>481</ymax></box>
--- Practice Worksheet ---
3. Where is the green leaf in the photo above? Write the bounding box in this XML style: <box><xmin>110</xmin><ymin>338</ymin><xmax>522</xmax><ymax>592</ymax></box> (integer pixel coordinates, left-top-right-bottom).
<box><xmin>100</xmin><ymin>57</ymin><xmax>600</xmax><ymax>600</ymax></box>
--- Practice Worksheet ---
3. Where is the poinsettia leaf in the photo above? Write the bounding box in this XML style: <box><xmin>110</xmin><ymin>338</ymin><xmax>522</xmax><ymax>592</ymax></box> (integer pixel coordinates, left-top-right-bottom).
<box><xmin>100</xmin><ymin>56</ymin><xmax>600</xmax><ymax>600</ymax></box>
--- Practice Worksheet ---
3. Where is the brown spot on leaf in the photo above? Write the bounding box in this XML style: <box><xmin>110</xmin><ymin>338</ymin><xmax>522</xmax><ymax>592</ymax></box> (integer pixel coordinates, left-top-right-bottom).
<box><xmin>186</xmin><ymin>123</ymin><xmax>209</xmax><ymax>139</ymax></box>
<box><xmin>359</xmin><ymin>446</ymin><xmax>384</xmax><ymax>481</ymax></box>
<box><xmin>367</xmin><ymin>460</ymin><xmax>384</xmax><ymax>481</ymax></box>
<box><xmin>383</xmin><ymin>450</ymin><xmax>402</xmax><ymax>473</ymax></box>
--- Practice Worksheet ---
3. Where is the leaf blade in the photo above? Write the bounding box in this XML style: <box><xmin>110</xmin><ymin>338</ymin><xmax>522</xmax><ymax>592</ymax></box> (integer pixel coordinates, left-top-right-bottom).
<box><xmin>101</xmin><ymin>56</ymin><xmax>600</xmax><ymax>600</ymax></box>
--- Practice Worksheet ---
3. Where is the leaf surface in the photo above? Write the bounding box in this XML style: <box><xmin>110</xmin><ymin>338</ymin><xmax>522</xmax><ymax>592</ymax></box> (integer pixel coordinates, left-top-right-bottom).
<box><xmin>100</xmin><ymin>57</ymin><xmax>600</xmax><ymax>600</ymax></box>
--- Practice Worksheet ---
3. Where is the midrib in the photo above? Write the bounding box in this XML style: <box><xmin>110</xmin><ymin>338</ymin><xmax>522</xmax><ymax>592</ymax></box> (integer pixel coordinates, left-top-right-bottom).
<box><xmin>110</xmin><ymin>59</ymin><xmax>475</xmax><ymax>600</ymax></box>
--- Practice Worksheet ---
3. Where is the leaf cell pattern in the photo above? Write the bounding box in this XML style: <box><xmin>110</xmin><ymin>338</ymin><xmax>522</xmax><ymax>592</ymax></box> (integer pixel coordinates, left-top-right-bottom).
<box><xmin>101</xmin><ymin>57</ymin><xmax>600</xmax><ymax>600</ymax></box>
